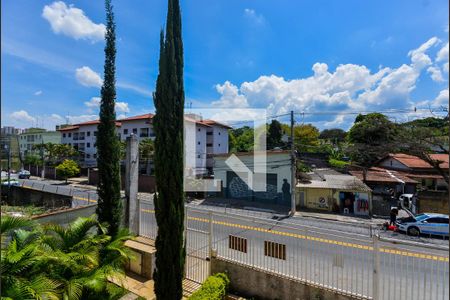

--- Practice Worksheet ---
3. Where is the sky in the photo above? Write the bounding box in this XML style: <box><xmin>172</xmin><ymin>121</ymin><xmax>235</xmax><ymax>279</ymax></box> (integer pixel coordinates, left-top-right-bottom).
<box><xmin>1</xmin><ymin>0</ymin><xmax>449</xmax><ymax>130</ymax></box>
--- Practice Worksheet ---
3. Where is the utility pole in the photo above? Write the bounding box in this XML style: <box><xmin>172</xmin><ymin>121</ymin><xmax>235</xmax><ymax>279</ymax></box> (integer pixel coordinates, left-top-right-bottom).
<box><xmin>5</xmin><ymin>141</ymin><xmax>12</xmax><ymax>204</ymax></box>
<box><xmin>290</xmin><ymin>110</ymin><xmax>296</xmax><ymax>216</ymax></box>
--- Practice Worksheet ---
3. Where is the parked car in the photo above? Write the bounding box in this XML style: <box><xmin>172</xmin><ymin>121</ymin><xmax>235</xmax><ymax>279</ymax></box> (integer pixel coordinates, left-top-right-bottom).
<box><xmin>18</xmin><ymin>170</ymin><xmax>31</xmax><ymax>179</ymax></box>
<box><xmin>396</xmin><ymin>213</ymin><xmax>449</xmax><ymax>237</ymax></box>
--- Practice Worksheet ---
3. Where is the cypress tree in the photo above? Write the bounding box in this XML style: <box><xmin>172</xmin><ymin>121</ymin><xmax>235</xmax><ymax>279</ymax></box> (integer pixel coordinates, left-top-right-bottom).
<box><xmin>96</xmin><ymin>0</ymin><xmax>122</xmax><ymax>237</ymax></box>
<box><xmin>153</xmin><ymin>0</ymin><xmax>185</xmax><ymax>298</ymax></box>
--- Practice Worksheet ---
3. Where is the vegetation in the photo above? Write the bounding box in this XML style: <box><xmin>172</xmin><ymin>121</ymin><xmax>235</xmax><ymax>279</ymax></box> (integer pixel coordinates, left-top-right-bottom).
<box><xmin>96</xmin><ymin>0</ymin><xmax>122</xmax><ymax>237</ymax></box>
<box><xmin>328</xmin><ymin>158</ymin><xmax>349</xmax><ymax>169</ymax></box>
<box><xmin>229</xmin><ymin>126</ymin><xmax>254</xmax><ymax>152</ymax></box>
<box><xmin>1</xmin><ymin>205</ymin><xmax>46</xmax><ymax>217</ymax></box>
<box><xmin>32</xmin><ymin>143</ymin><xmax>79</xmax><ymax>166</ymax></box>
<box><xmin>267</xmin><ymin>120</ymin><xmax>284</xmax><ymax>150</ymax></box>
<box><xmin>319</xmin><ymin>128</ymin><xmax>347</xmax><ymax>144</ymax></box>
<box><xmin>23</xmin><ymin>154</ymin><xmax>43</xmax><ymax>167</ymax></box>
<box><xmin>189</xmin><ymin>273</ymin><xmax>230</xmax><ymax>300</ymax></box>
<box><xmin>56</xmin><ymin>159</ymin><xmax>80</xmax><ymax>183</ymax></box>
<box><xmin>139</xmin><ymin>138</ymin><xmax>155</xmax><ymax>175</ymax></box>
<box><xmin>152</xmin><ymin>0</ymin><xmax>186</xmax><ymax>298</ymax></box>
<box><xmin>0</xmin><ymin>215</ymin><xmax>133</xmax><ymax>300</ymax></box>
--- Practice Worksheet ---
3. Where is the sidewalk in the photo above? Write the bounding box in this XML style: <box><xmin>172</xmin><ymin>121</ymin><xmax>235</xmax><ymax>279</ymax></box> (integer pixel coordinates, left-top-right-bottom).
<box><xmin>295</xmin><ymin>210</ymin><xmax>386</xmax><ymax>225</ymax></box>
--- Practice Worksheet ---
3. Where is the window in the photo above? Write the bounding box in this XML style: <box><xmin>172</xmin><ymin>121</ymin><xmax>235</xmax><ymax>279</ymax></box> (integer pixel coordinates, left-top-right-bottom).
<box><xmin>63</xmin><ymin>133</ymin><xmax>66</xmax><ymax>138</ymax></box>
<box><xmin>124</xmin><ymin>129</ymin><xmax>128</xmax><ymax>135</ymax></box>
<box><xmin>218</xmin><ymin>143</ymin><xmax>221</xmax><ymax>147</ymax></box>
<box><xmin>206</xmin><ymin>143</ymin><xmax>213</xmax><ymax>147</ymax></box>
<box><xmin>206</xmin><ymin>132</ymin><xmax>213</xmax><ymax>136</ymax></box>
<box><xmin>197</xmin><ymin>154</ymin><xmax>201</xmax><ymax>159</ymax></box>
<box><xmin>218</xmin><ymin>132</ymin><xmax>221</xmax><ymax>135</ymax></box>
<box><xmin>140</xmin><ymin>128</ymin><xmax>149</xmax><ymax>137</ymax></box>
<box><xmin>68</xmin><ymin>133</ymin><xmax>72</xmax><ymax>137</ymax></box>
<box><xmin>197</xmin><ymin>141</ymin><xmax>200</xmax><ymax>145</ymax></box>
<box><xmin>86</xmin><ymin>154</ymin><xmax>90</xmax><ymax>159</ymax></box>
<box><xmin>132</xmin><ymin>128</ymin><xmax>138</xmax><ymax>135</ymax></box>
<box><xmin>94</xmin><ymin>131</ymin><xmax>98</xmax><ymax>136</ymax></box>
<box><xmin>229</xmin><ymin>235</ymin><xmax>247</xmax><ymax>253</ymax></box>
<box><xmin>87</xmin><ymin>131</ymin><xmax>91</xmax><ymax>136</ymax></box>
<box><xmin>198</xmin><ymin>128</ymin><xmax>201</xmax><ymax>132</ymax></box>
<box><xmin>264</xmin><ymin>241</ymin><xmax>286</xmax><ymax>260</ymax></box>
<box><xmin>87</xmin><ymin>143</ymin><xmax>91</xmax><ymax>148</ymax></box>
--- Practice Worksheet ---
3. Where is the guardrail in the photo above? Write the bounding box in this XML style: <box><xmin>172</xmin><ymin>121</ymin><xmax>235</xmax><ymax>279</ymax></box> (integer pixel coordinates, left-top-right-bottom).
<box><xmin>139</xmin><ymin>198</ymin><xmax>450</xmax><ymax>300</ymax></box>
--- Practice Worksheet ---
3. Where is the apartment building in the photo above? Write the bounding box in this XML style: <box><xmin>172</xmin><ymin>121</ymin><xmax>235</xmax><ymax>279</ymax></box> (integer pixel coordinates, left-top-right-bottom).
<box><xmin>57</xmin><ymin>113</ymin><xmax>230</xmax><ymax>173</ymax></box>
<box><xmin>18</xmin><ymin>128</ymin><xmax>61</xmax><ymax>156</ymax></box>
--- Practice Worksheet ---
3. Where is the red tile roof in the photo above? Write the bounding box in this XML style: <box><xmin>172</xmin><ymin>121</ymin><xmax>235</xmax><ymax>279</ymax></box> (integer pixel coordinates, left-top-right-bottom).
<box><xmin>200</xmin><ymin>119</ymin><xmax>232</xmax><ymax>129</ymax></box>
<box><xmin>118</xmin><ymin>113</ymin><xmax>154</xmax><ymax>122</ymax></box>
<box><xmin>184</xmin><ymin>117</ymin><xmax>211</xmax><ymax>127</ymax></box>
<box><xmin>387</xmin><ymin>153</ymin><xmax>449</xmax><ymax>169</ymax></box>
<box><xmin>349</xmin><ymin>168</ymin><xmax>418</xmax><ymax>184</ymax></box>
<box><xmin>58</xmin><ymin>125</ymin><xmax>79</xmax><ymax>131</ymax></box>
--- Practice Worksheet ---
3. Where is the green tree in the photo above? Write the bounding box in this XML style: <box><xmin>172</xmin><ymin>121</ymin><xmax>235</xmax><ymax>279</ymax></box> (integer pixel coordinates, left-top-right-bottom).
<box><xmin>347</xmin><ymin>113</ymin><xmax>400</xmax><ymax>166</ymax></box>
<box><xmin>282</xmin><ymin>124</ymin><xmax>320</xmax><ymax>152</ymax></box>
<box><xmin>23</xmin><ymin>154</ymin><xmax>42</xmax><ymax>167</ymax></box>
<box><xmin>152</xmin><ymin>0</ymin><xmax>186</xmax><ymax>298</ymax></box>
<box><xmin>56</xmin><ymin>159</ymin><xmax>80</xmax><ymax>183</ymax></box>
<box><xmin>229</xmin><ymin>126</ymin><xmax>254</xmax><ymax>152</ymax></box>
<box><xmin>139</xmin><ymin>138</ymin><xmax>155</xmax><ymax>175</ymax></box>
<box><xmin>96</xmin><ymin>0</ymin><xmax>122</xmax><ymax>237</ymax></box>
<box><xmin>267</xmin><ymin>120</ymin><xmax>284</xmax><ymax>150</ymax></box>
<box><xmin>318</xmin><ymin>128</ymin><xmax>347</xmax><ymax>144</ymax></box>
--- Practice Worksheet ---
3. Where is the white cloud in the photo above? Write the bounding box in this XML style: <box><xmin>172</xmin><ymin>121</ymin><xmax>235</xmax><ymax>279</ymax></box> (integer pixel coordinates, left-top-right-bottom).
<box><xmin>443</xmin><ymin>62</ymin><xmax>449</xmax><ymax>73</ymax></box>
<box><xmin>211</xmin><ymin>37</ymin><xmax>447</xmax><ymax>124</ymax></box>
<box><xmin>212</xmin><ymin>81</ymin><xmax>249</xmax><ymax>108</ymax></box>
<box><xmin>10</xmin><ymin>110</ymin><xmax>36</xmax><ymax>124</ymax></box>
<box><xmin>84</xmin><ymin>97</ymin><xmax>129</xmax><ymax>113</ymax></box>
<box><xmin>407</xmin><ymin>37</ymin><xmax>439</xmax><ymax>69</ymax></box>
<box><xmin>34</xmin><ymin>90</ymin><xmax>43</xmax><ymax>96</ymax></box>
<box><xmin>436</xmin><ymin>42</ymin><xmax>449</xmax><ymax>62</ymax></box>
<box><xmin>115</xmin><ymin>102</ymin><xmax>130</xmax><ymax>113</ymax></box>
<box><xmin>42</xmin><ymin>1</ymin><xmax>105</xmax><ymax>42</ymax></box>
<box><xmin>75</xmin><ymin>66</ymin><xmax>102</xmax><ymax>87</ymax></box>
<box><xmin>427</xmin><ymin>66</ymin><xmax>444</xmax><ymax>82</ymax></box>
<box><xmin>244</xmin><ymin>8</ymin><xmax>265</xmax><ymax>25</ymax></box>
<box><xmin>433</xmin><ymin>89</ymin><xmax>449</xmax><ymax>107</ymax></box>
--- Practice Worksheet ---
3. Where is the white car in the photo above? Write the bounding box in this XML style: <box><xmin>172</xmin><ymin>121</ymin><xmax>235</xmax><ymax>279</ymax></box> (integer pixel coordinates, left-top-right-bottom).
<box><xmin>396</xmin><ymin>213</ymin><xmax>449</xmax><ymax>237</ymax></box>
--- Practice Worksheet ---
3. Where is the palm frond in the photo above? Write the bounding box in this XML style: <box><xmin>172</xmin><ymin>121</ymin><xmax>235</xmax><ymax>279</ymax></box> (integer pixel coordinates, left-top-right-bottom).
<box><xmin>0</xmin><ymin>216</ymin><xmax>35</xmax><ymax>235</ymax></box>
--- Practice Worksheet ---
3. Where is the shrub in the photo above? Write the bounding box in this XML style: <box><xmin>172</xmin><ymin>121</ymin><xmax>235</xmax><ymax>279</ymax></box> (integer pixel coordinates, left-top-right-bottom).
<box><xmin>56</xmin><ymin>159</ymin><xmax>80</xmax><ymax>182</ymax></box>
<box><xmin>328</xmin><ymin>158</ymin><xmax>349</xmax><ymax>169</ymax></box>
<box><xmin>189</xmin><ymin>273</ymin><xmax>230</xmax><ymax>300</ymax></box>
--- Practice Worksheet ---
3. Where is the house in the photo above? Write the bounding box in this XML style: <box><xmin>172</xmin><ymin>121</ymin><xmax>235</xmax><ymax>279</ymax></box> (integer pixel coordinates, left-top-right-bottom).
<box><xmin>19</xmin><ymin>128</ymin><xmax>61</xmax><ymax>157</ymax></box>
<box><xmin>58</xmin><ymin>113</ymin><xmax>230</xmax><ymax>171</ymax></box>
<box><xmin>213</xmin><ymin>150</ymin><xmax>292</xmax><ymax>206</ymax></box>
<box><xmin>296</xmin><ymin>173</ymin><xmax>372</xmax><ymax>216</ymax></box>
<box><xmin>377</xmin><ymin>153</ymin><xmax>448</xmax><ymax>191</ymax></box>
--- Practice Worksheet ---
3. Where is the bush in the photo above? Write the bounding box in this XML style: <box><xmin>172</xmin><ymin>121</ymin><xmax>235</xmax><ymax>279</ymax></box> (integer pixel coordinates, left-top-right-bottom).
<box><xmin>56</xmin><ymin>159</ymin><xmax>80</xmax><ymax>182</ymax></box>
<box><xmin>189</xmin><ymin>273</ymin><xmax>230</xmax><ymax>300</ymax></box>
<box><xmin>328</xmin><ymin>158</ymin><xmax>349</xmax><ymax>169</ymax></box>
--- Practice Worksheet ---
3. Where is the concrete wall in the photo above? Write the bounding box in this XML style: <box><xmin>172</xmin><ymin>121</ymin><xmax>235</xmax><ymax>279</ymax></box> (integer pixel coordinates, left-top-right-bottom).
<box><xmin>32</xmin><ymin>204</ymin><xmax>97</xmax><ymax>226</ymax></box>
<box><xmin>89</xmin><ymin>169</ymin><xmax>156</xmax><ymax>193</ymax></box>
<box><xmin>8</xmin><ymin>185</ymin><xmax>72</xmax><ymax>208</ymax></box>
<box><xmin>417</xmin><ymin>190</ymin><xmax>449</xmax><ymax>214</ymax></box>
<box><xmin>211</xmin><ymin>257</ymin><xmax>353</xmax><ymax>300</ymax></box>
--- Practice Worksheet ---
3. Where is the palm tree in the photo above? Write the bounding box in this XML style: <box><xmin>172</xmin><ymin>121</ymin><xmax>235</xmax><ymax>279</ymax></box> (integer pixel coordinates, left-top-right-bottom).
<box><xmin>1</xmin><ymin>215</ymin><xmax>134</xmax><ymax>300</ymax></box>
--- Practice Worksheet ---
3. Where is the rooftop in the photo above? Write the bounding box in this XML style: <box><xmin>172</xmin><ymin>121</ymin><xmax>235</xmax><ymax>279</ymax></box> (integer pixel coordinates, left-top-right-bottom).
<box><xmin>349</xmin><ymin>167</ymin><xmax>418</xmax><ymax>184</ymax></box>
<box><xmin>297</xmin><ymin>174</ymin><xmax>372</xmax><ymax>192</ymax></box>
<box><xmin>384</xmin><ymin>153</ymin><xmax>449</xmax><ymax>169</ymax></box>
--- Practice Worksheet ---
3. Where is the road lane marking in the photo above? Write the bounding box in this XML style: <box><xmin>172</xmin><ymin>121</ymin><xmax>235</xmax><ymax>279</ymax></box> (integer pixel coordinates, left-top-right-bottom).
<box><xmin>73</xmin><ymin>196</ymin><xmax>97</xmax><ymax>203</ymax></box>
<box><xmin>141</xmin><ymin>208</ymin><xmax>449</xmax><ymax>262</ymax></box>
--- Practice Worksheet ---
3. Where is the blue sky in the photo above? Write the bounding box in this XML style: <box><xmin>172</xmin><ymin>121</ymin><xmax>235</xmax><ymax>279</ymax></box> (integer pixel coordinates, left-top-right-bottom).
<box><xmin>2</xmin><ymin>0</ymin><xmax>449</xmax><ymax>130</ymax></box>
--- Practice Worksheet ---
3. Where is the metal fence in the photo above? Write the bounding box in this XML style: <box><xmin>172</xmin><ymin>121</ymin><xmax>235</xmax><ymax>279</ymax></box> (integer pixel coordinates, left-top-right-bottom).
<box><xmin>139</xmin><ymin>198</ymin><xmax>449</xmax><ymax>299</ymax></box>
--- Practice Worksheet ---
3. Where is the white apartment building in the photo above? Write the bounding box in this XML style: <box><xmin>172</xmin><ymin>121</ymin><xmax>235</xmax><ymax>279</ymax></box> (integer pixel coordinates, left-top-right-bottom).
<box><xmin>58</xmin><ymin>113</ymin><xmax>230</xmax><ymax>173</ymax></box>
<box><xmin>19</xmin><ymin>129</ymin><xmax>61</xmax><ymax>156</ymax></box>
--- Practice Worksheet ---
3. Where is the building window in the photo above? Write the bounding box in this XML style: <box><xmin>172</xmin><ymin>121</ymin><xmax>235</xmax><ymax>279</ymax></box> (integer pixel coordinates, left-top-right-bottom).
<box><xmin>218</xmin><ymin>143</ymin><xmax>221</xmax><ymax>147</ymax></box>
<box><xmin>197</xmin><ymin>154</ymin><xmax>201</xmax><ymax>158</ymax></box>
<box><xmin>124</xmin><ymin>129</ymin><xmax>128</xmax><ymax>135</ymax></box>
<box><xmin>63</xmin><ymin>133</ymin><xmax>66</xmax><ymax>138</ymax></box>
<box><xmin>87</xmin><ymin>131</ymin><xmax>91</xmax><ymax>136</ymax></box>
<box><xmin>86</xmin><ymin>154</ymin><xmax>91</xmax><ymax>159</ymax></box>
<box><xmin>68</xmin><ymin>133</ymin><xmax>72</xmax><ymax>137</ymax></box>
<box><xmin>206</xmin><ymin>143</ymin><xmax>213</xmax><ymax>147</ymax></box>
<box><xmin>140</xmin><ymin>128</ymin><xmax>149</xmax><ymax>137</ymax></box>
<box><xmin>206</xmin><ymin>132</ymin><xmax>213</xmax><ymax>136</ymax></box>
<box><xmin>197</xmin><ymin>141</ymin><xmax>200</xmax><ymax>145</ymax></box>
<box><xmin>198</xmin><ymin>128</ymin><xmax>201</xmax><ymax>132</ymax></box>
<box><xmin>94</xmin><ymin>131</ymin><xmax>98</xmax><ymax>136</ymax></box>
<box><xmin>87</xmin><ymin>143</ymin><xmax>90</xmax><ymax>148</ymax></box>
<box><xmin>132</xmin><ymin>128</ymin><xmax>138</xmax><ymax>135</ymax></box>
<box><xmin>218</xmin><ymin>132</ymin><xmax>221</xmax><ymax>135</ymax></box>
